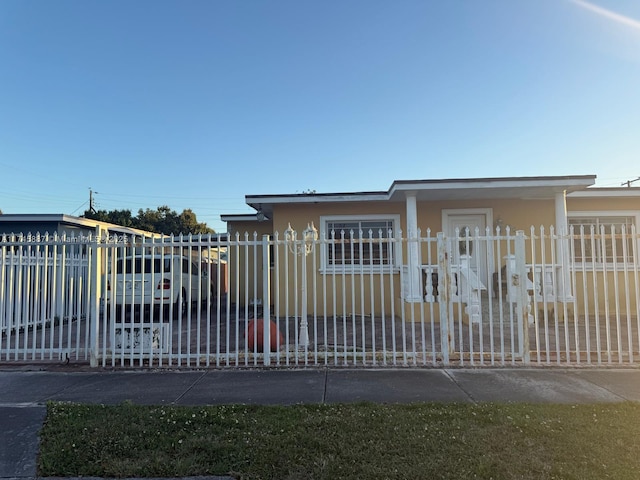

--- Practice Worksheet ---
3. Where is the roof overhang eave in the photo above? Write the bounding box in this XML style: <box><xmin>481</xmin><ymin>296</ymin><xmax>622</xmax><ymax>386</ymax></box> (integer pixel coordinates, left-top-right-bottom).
<box><xmin>244</xmin><ymin>175</ymin><xmax>598</xmax><ymax>215</ymax></box>
<box><xmin>568</xmin><ymin>187</ymin><xmax>640</xmax><ymax>198</ymax></box>
<box><xmin>246</xmin><ymin>192</ymin><xmax>390</xmax><ymax>216</ymax></box>
<box><xmin>388</xmin><ymin>175</ymin><xmax>597</xmax><ymax>201</ymax></box>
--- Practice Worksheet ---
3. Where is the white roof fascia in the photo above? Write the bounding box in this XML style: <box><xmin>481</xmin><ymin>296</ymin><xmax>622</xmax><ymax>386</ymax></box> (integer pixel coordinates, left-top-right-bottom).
<box><xmin>0</xmin><ymin>213</ymin><xmax>89</xmax><ymax>224</ymax></box>
<box><xmin>390</xmin><ymin>176</ymin><xmax>596</xmax><ymax>195</ymax></box>
<box><xmin>568</xmin><ymin>189</ymin><xmax>640</xmax><ymax>198</ymax></box>
<box><xmin>221</xmin><ymin>214</ymin><xmax>262</xmax><ymax>222</ymax></box>
<box><xmin>246</xmin><ymin>193</ymin><xmax>389</xmax><ymax>204</ymax></box>
<box><xmin>243</xmin><ymin>176</ymin><xmax>598</xmax><ymax>214</ymax></box>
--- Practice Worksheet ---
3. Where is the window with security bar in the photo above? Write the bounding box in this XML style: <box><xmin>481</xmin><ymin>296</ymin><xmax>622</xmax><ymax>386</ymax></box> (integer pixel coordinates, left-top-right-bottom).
<box><xmin>568</xmin><ymin>215</ymin><xmax>637</xmax><ymax>264</ymax></box>
<box><xmin>323</xmin><ymin>217</ymin><xmax>398</xmax><ymax>269</ymax></box>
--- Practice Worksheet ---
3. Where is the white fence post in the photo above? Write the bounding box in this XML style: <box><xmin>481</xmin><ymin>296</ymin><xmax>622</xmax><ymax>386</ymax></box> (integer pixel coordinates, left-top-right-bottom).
<box><xmin>437</xmin><ymin>232</ymin><xmax>452</xmax><ymax>365</ymax></box>
<box><xmin>89</xmin><ymin>228</ymin><xmax>101</xmax><ymax>367</ymax></box>
<box><xmin>514</xmin><ymin>231</ymin><xmax>530</xmax><ymax>364</ymax></box>
<box><xmin>262</xmin><ymin>234</ymin><xmax>271</xmax><ymax>365</ymax></box>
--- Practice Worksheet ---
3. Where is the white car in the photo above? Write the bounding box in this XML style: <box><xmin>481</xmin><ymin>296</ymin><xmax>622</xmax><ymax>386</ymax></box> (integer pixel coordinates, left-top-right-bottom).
<box><xmin>106</xmin><ymin>255</ymin><xmax>210</xmax><ymax>319</ymax></box>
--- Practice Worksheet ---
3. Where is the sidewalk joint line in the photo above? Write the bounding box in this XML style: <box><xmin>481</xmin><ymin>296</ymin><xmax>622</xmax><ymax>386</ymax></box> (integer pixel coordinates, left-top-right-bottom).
<box><xmin>172</xmin><ymin>371</ymin><xmax>208</xmax><ymax>404</ymax></box>
<box><xmin>322</xmin><ymin>368</ymin><xmax>328</xmax><ymax>403</ymax></box>
<box><xmin>574</xmin><ymin>372</ymin><xmax>629</xmax><ymax>402</ymax></box>
<box><xmin>443</xmin><ymin>369</ymin><xmax>478</xmax><ymax>404</ymax></box>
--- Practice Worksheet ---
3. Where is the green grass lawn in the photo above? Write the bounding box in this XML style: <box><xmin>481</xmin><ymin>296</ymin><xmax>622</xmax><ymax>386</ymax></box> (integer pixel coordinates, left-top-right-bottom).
<box><xmin>39</xmin><ymin>401</ymin><xmax>640</xmax><ymax>480</ymax></box>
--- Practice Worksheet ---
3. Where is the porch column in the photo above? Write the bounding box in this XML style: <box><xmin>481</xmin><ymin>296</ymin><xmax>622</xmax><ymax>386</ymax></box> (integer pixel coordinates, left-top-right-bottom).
<box><xmin>405</xmin><ymin>193</ymin><xmax>422</xmax><ymax>302</ymax></box>
<box><xmin>554</xmin><ymin>191</ymin><xmax>568</xmax><ymax>235</ymax></box>
<box><xmin>554</xmin><ymin>191</ymin><xmax>572</xmax><ymax>301</ymax></box>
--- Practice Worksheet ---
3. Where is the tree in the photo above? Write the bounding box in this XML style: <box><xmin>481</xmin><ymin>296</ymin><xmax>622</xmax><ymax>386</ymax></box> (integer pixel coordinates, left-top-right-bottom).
<box><xmin>83</xmin><ymin>206</ymin><xmax>214</xmax><ymax>235</ymax></box>
<box><xmin>84</xmin><ymin>209</ymin><xmax>134</xmax><ymax>227</ymax></box>
<box><xmin>179</xmin><ymin>209</ymin><xmax>212</xmax><ymax>235</ymax></box>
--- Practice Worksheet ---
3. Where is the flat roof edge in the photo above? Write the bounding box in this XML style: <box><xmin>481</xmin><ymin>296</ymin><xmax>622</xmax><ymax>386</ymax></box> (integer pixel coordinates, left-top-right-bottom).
<box><xmin>569</xmin><ymin>188</ymin><xmax>640</xmax><ymax>197</ymax></box>
<box><xmin>221</xmin><ymin>214</ymin><xmax>270</xmax><ymax>222</ymax></box>
<box><xmin>246</xmin><ymin>175</ymin><xmax>598</xmax><ymax>206</ymax></box>
<box><xmin>390</xmin><ymin>175</ymin><xmax>596</xmax><ymax>191</ymax></box>
<box><xmin>246</xmin><ymin>192</ymin><xmax>390</xmax><ymax>204</ymax></box>
<box><xmin>0</xmin><ymin>213</ymin><xmax>159</xmax><ymax>237</ymax></box>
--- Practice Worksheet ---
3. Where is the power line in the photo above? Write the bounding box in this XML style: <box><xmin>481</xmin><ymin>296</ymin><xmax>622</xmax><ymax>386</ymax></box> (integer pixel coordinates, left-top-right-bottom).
<box><xmin>71</xmin><ymin>200</ymin><xmax>89</xmax><ymax>215</ymax></box>
<box><xmin>621</xmin><ymin>177</ymin><xmax>640</xmax><ymax>187</ymax></box>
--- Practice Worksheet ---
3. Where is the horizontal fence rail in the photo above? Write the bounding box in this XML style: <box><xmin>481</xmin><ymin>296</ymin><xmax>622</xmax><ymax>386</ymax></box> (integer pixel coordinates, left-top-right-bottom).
<box><xmin>1</xmin><ymin>226</ymin><xmax>640</xmax><ymax>368</ymax></box>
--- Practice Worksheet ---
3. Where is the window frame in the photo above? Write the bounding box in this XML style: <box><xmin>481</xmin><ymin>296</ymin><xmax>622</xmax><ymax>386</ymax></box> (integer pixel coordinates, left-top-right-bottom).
<box><xmin>319</xmin><ymin>214</ymin><xmax>402</xmax><ymax>274</ymax></box>
<box><xmin>567</xmin><ymin>211</ymin><xmax>640</xmax><ymax>268</ymax></box>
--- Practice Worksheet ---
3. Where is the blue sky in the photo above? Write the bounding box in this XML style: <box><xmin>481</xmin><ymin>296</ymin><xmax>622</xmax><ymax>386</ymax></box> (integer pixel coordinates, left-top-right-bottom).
<box><xmin>1</xmin><ymin>0</ymin><xmax>640</xmax><ymax>232</ymax></box>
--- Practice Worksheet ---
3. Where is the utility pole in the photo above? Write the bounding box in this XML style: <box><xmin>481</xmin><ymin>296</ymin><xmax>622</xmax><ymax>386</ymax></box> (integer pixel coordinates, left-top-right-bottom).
<box><xmin>89</xmin><ymin>188</ymin><xmax>97</xmax><ymax>214</ymax></box>
<box><xmin>621</xmin><ymin>177</ymin><xmax>640</xmax><ymax>188</ymax></box>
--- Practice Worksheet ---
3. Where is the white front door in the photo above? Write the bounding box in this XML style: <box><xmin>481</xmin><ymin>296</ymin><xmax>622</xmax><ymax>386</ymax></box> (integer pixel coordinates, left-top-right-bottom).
<box><xmin>443</xmin><ymin>211</ymin><xmax>491</xmax><ymax>286</ymax></box>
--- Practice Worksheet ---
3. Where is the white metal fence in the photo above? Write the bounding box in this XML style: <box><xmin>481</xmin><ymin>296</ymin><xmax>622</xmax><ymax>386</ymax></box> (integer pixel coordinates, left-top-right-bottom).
<box><xmin>1</xmin><ymin>226</ymin><xmax>639</xmax><ymax>368</ymax></box>
<box><xmin>0</xmin><ymin>233</ymin><xmax>93</xmax><ymax>362</ymax></box>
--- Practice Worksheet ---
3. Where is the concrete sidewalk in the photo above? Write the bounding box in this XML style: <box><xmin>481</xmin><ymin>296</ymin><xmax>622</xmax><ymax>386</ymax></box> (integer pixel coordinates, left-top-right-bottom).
<box><xmin>2</xmin><ymin>367</ymin><xmax>640</xmax><ymax>479</ymax></box>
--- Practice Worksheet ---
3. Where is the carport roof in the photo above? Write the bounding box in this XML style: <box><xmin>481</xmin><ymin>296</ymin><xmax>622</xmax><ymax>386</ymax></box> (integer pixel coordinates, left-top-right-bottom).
<box><xmin>244</xmin><ymin>175</ymin><xmax>597</xmax><ymax>217</ymax></box>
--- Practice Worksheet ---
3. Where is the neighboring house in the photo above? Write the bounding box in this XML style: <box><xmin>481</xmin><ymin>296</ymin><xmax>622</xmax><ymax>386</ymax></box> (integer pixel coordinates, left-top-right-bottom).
<box><xmin>222</xmin><ymin>175</ymin><xmax>640</xmax><ymax>321</ymax></box>
<box><xmin>0</xmin><ymin>213</ymin><xmax>228</xmax><ymax>293</ymax></box>
<box><xmin>0</xmin><ymin>215</ymin><xmax>227</xmax><ymax>343</ymax></box>
<box><xmin>0</xmin><ymin>213</ymin><xmax>162</xmax><ymax>287</ymax></box>
<box><xmin>0</xmin><ymin>214</ymin><xmax>164</xmax><ymax>340</ymax></box>
<box><xmin>0</xmin><ymin>213</ymin><xmax>158</xmax><ymax>240</ymax></box>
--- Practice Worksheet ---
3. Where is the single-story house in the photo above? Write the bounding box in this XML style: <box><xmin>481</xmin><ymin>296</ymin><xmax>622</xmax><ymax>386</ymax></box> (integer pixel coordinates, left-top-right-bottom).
<box><xmin>222</xmin><ymin>175</ymin><xmax>640</xmax><ymax>321</ymax></box>
<box><xmin>0</xmin><ymin>213</ymin><xmax>229</xmax><ymax>293</ymax></box>
<box><xmin>0</xmin><ymin>215</ymin><xmax>229</xmax><ymax>336</ymax></box>
<box><xmin>0</xmin><ymin>213</ymin><xmax>160</xmax><ymax>241</ymax></box>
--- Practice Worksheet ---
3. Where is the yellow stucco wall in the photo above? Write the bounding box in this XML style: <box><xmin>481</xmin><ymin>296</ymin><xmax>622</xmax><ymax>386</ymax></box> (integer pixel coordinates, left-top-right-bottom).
<box><xmin>569</xmin><ymin>270</ymin><xmax>639</xmax><ymax>316</ymax></box>
<box><xmin>565</xmin><ymin>195</ymin><xmax>640</xmax><ymax>314</ymax></box>
<box><xmin>266</xmin><ymin>198</ymin><xmax>557</xmax><ymax>318</ymax></box>
<box><xmin>268</xmin><ymin>198</ymin><xmax>557</xmax><ymax>237</ymax></box>
<box><xmin>226</xmin><ymin>220</ymin><xmax>273</xmax><ymax>311</ymax></box>
<box><xmin>226</xmin><ymin>196</ymin><xmax>640</xmax><ymax>319</ymax></box>
<box><xmin>567</xmin><ymin>195</ymin><xmax>640</xmax><ymax>213</ymax></box>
